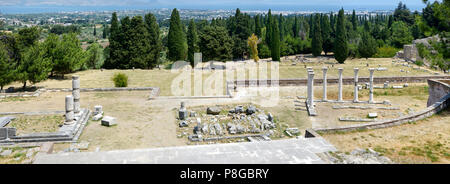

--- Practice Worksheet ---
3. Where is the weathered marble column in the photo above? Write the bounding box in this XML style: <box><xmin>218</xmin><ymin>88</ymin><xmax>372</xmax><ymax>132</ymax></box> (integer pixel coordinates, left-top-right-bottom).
<box><xmin>65</xmin><ymin>95</ymin><xmax>74</xmax><ymax>124</ymax></box>
<box><xmin>307</xmin><ymin>71</ymin><xmax>315</xmax><ymax>107</ymax></box>
<box><xmin>322</xmin><ymin>67</ymin><xmax>328</xmax><ymax>101</ymax></box>
<box><xmin>353</xmin><ymin>68</ymin><xmax>359</xmax><ymax>102</ymax></box>
<box><xmin>338</xmin><ymin>68</ymin><xmax>343</xmax><ymax>102</ymax></box>
<box><xmin>72</xmin><ymin>76</ymin><xmax>80</xmax><ymax>114</ymax></box>
<box><xmin>307</xmin><ymin>71</ymin><xmax>311</xmax><ymax>106</ymax></box>
<box><xmin>369</xmin><ymin>68</ymin><xmax>375</xmax><ymax>103</ymax></box>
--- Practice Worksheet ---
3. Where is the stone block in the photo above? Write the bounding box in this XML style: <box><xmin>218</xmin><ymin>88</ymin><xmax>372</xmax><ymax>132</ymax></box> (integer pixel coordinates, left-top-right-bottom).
<box><xmin>178</xmin><ymin>109</ymin><xmax>188</xmax><ymax>120</ymax></box>
<box><xmin>207</xmin><ymin>106</ymin><xmax>221</xmax><ymax>115</ymax></box>
<box><xmin>94</xmin><ymin>105</ymin><xmax>103</xmax><ymax>115</ymax></box>
<box><xmin>92</xmin><ymin>113</ymin><xmax>103</xmax><ymax>121</ymax></box>
<box><xmin>39</xmin><ymin>142</ymin><xmax>54</xmax><ymax>154</ymax></box>
<box><xmin>0</xmin><ymin>116</ymin><xmax>15</xmax><ymax>127</ymax></box>
<box><xmin>246</xmin><ymin>105</ymin><xmax>256</xmax><ymax>115</ymax></box>
<box><xmin>179</xmin><ymin>121</ymin><xmax>188</xmax><ymax>127</ymax></box>
<box><xmin>1</xmin><ymin>150</ymin><xmax>12</xmax><ymax>156</ymax></box>
<box><xmin>0</xmin><ymin>127</ymin><xmax>16</xmax><ymax>140</ymax></box>
<box><xmin>368</xmin><ymin>113</ymin><xmax>378</xmax><ymax>118</ymax></box>
<box><xmin>101</xmin><ymin>116</ymin><xmax>117</xmax><ymax>126</ymax></box>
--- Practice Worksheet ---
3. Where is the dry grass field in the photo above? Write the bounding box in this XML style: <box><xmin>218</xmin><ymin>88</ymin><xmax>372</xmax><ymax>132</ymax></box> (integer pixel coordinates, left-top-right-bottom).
<box><xmin>0</xmin><ymin>56</ymin><xmax>448</xmax><ymax>163</ymax></box>
<box><xmin>322</xmin><ymin>108</ymin><xmax>450</xmax><ymax>164</ymax></box>
<box><xmin>2</xmin><ymin>57</ymin><xmax>443</xmax><ymax>96</ymax></box>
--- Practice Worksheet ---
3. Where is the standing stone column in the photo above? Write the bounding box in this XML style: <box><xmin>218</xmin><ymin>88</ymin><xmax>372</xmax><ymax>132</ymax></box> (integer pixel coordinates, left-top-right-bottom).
<box><xmin>338</xmin><ymin>68</ymin><xmax>343</xmax><ymax>102</ymax></box>
<box><xmin>322</xmin><ymin>67</ymin><xmax>328</xmax><ymax>101</ymax></box>
<box><xmin>369</xmin><ymin>68</ymin><xmax>375</xmax><ymax>103</ymax></box>
<box><xmin>65</xmin><ymin>95</ymin><xmax>74</xmax><ymax>124</ymax></box>
<box><xmin>353</xmin><ymin>68</ymin><xmax>359</xmax><ymax>102</ymax></box>
<box><xmin>307</xmin><ymin>71</ymin><xmax>315</xmax><ymax>107</ymax></box>
<box><xmin>310</xmin><ymin>71</ymin><xmax>315</xmax><ymax>107</ymax></box>
<box><xmin>72</xmin><ymin>76</ymin><xmax>80</xmax><ymax>114</ymax></box>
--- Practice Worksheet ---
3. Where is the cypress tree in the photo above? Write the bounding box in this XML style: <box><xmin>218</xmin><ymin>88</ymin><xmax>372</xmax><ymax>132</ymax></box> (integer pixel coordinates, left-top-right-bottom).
<box><xmin>334</xmin><ymin>8</ymin><xmax>348</xmax><ymax>63</ymax></box>
<box><xmin>255</xmin><ymin>15</ymin><xmax>261</xmax><ymax>37</ymax></box>
<box><xmin>271</xmin><ymin>19</ymin><xmax>280</xmax><ymax>61</ymax></box>
<box><xmin>187</xmin><ymin>19</ymin><xmax>199</xmax><ymax>66</ymax></box>
<box><xmin>358</xmin><ymin>31</ymin><xmax>377</xmax><ymax>59</ymax></box>
<box><xmin>321</xmin><ymin>14</ymin><xmax>333</xmax><ymax>56</ymax></box>
<box><xmin>129</xmin><ymin>16</ymin><xmax>151</xmax><ymax>69</ymax></box>
<box><xmin>93</xmin><ymin>25</ymin><xmax>97</xmax><ymax>36</ymax></box>
<box><xmin>145</xmin><ymin>13</ymin><xmax>161</xmax><ymax>69</ymax></box>
<box><xmin>293</xmin><ymin>16</ymin><xmax>299</xmax><ymax>38</ymax></box>
<box><xmin>266</xmin><ymin>9</ymin><xmax>273</xmax><ymax>49</ymax></box>
<box><xmin>102</xmin><ymin>24</ymin><xmax>107</xmax><ymax>39</ymax></box>
<box><xmin>105</xmin><ymin>12</ymin><xmax>120</xmax><ymax>69</ymax></box>
<box><xmin>168</xmin><ymin>8</ymin><xmax>187</xmax><ymax>61</ymax></box>
<box><xmin>351</xmin><ymin>10</ymin><xmax>357</xmax><ymax>31</ymax></box>
<box><xmin>119</xmin><ymin>17</ymin><xmax>131</xmax><ymax>69</ymax></box>
<box><xmin>311</xmin><ymin>14</ymin><xmax>323</xmax><ymax>57</ymax></box>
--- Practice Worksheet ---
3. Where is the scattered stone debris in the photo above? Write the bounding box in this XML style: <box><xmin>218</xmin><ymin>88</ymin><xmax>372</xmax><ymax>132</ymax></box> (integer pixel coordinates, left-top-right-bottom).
<box><xmin>101</xmin><ymin>116</ymin><xmax>117</xmax><ymax>126</ymax></box>
<box><xmin>0</xmin><ymin>116</ymin><xmax>15</xmax><ymax>127</ymax></box>
<box><xmin>93</xmin><ymin>105</ymin><xmax>103</xmax><ymax>116</ymax></box>
<box><xmin>368</xmin><ymin>113</ymin><xmax>378</xmax><ymax>118</ymax></box>
<box><xmin>179</xmin><ymin>120</ymin><xmax>189</xmax><ymax>127</ymax></box>
<box><xmin>92</xmin><ymin>113</ymin><xmax>103</xmax><ymax>121</ymax></box>
<box><xmin>70</xmin><ymin>141</ymin><xmax>90</xmax><ymax>151</ymax></box>
<box><xmin>207</xmin><ymin>106</ymin><xmax>221</xmax><ymax>115</ymax></box>
<box><xmin>339</xmin><ymin>117</ymin><xmax>376</xmax><ymax>122</ymax></box>
<box><xmin>285</xmin><ymin>128</ymin><xmax>300</xmax><ymax>137</ymax></box>
<box><xmin>324</xmin><ymin>148</ymin><xmax>393</xmax><ymax>164</ymax></box>
<box><xmin>0</xmin><ymin>149</ymin><xmax>12</xmax><ymax>156</ymax></box>
<box><xmin>246</xmin><ymin>105</ymin><xmax>256</xmax><ymax>115</ymax></box>
<box><xmin>179</xmin><ymin>102</ymin><xmax>188</xmax><ymax>120</ymax></box>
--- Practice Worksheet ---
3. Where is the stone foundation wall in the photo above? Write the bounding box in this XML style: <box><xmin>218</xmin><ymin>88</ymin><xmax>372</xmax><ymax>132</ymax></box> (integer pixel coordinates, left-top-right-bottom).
<box><xmin>233</xmin><ymin>76</ymin><xmax>450</xmax><ymax>87</ymax></box>
<box><xmin>312</xmin><ymin>79</ymin><xmax>450</xmax><ymax>133</ymax></box>
<box><xmin>427</xmin><ymin>79</ymin><xmax>450</xmax><ymax>107</ymax></box>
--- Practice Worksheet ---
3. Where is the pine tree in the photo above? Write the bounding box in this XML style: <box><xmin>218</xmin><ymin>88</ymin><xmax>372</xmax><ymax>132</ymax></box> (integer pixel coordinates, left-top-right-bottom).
<box><xmin>311</xmin><ymin>14</ymin><xmax>323</xmax><ymax>57</ymax></box>
<box><xmin>334</xmin><ymin>9</ymin><xmax>348</xmax><ymax>63</ymax></box>
<box><xmin>168</xmin><ymin>8</ymin><xmax>187</xmax><ymax>61</ymax></box>
<box><xmin>0</xmin><ymin>43</ymin><xmax>14</xmax><ymax>91</ymax></box>
<box><xmin>271</xmin><ymin>19</ymin><xmax>280</xmax><ymax>61</ymax></box>
<box><xmin>358</xmin><ymin>31</ymin><xmax>377</xmax><ymax>59</ymax></box>
<box><xmin>145</xmin><ymin>13</ymin><xmax>161</xmax><ymax>69</ymax></box>
<box><xmin>198</xmin><ymin>26</ymin><xmax>233</xmax><ymax>61</ymax></box>
<box><xmin>187</xmin><ymin>19</ymin><xmax>199</xmax><ymax>66</ymax></box>
<box><xmin>17</xmin><ymin>43</ymin><xmax>51</xmax><ymax>90</ymax></box>
<box><xmin>231</xmin><ymin>8</ymin><xmax>251</xmax><ymax>60</ymax></box>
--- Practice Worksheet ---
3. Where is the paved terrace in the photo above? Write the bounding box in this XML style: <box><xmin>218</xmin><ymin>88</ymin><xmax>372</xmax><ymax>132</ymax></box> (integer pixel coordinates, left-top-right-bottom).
<box><xmin>34</xmin><ymin>137</ymin><xmax>337</xmax><ymax>164</ymax></box>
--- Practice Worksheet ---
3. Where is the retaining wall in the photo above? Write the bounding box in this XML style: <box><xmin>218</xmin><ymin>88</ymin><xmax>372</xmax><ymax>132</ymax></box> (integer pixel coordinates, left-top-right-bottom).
<box><xmin>232</xmin><ymin>75</ymin><xmax>450</xmax><ymax>87</ymax></box>
<box><xmin>311</xmin><ymin>79</ymin><xmax>450</xmax><ymax>134</ymax></box>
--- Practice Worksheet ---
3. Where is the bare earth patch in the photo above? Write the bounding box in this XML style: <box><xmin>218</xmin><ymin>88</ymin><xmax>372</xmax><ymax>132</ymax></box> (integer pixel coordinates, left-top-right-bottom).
<box><xmin>321</xmin><ymin>108</ymin><xmax>450</xmax><ymax>164</ymax></box>
<box><xmin>7</xmin><ymin>115</ymin><xmax>64</xmax><ymax>135</ymax></box>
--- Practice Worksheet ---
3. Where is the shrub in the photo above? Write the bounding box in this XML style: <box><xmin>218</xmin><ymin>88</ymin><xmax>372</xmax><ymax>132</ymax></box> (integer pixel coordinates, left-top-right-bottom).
<box><xmin>112</xmin><ymin>73</ymin><xmax>128</xmax><ymax>87</ymax></box>
<box><xmin>347</xmin><ymin>43</ymin><xmax>359</xmax><ymax>58</ymax></box>
<box><xmin>373</xmin><ymin>46</ymin><xmax>400</xmax><ymax>58</ymax></box>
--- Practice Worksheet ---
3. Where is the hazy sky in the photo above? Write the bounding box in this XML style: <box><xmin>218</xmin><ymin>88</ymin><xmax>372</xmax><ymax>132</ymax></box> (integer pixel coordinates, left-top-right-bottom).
<box><xmin>0</xmin><ymin>0</ymin><xmax>431</xmax><ymax>13</ymax></box>
<box><xmin>0</xmin><ymin>0</ymin><xmax>427</xmax><ymax>7</ymax></box>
